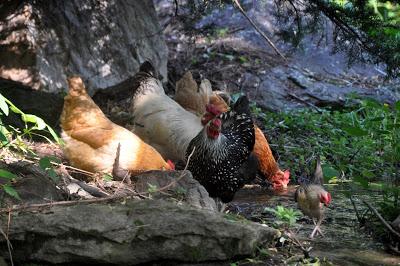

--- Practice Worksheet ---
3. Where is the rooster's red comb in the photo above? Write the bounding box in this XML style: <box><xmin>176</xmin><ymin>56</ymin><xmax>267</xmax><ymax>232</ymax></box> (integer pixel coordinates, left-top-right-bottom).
<box><xmin>206</xmin><ymin>104</ymin><xmax>221</xmax><ymax>116</ymax></box>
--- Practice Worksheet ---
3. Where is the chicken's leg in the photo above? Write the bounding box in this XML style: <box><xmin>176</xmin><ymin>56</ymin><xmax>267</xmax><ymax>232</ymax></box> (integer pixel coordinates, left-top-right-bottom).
<box><xmin>310</xmin><ymin>218</ymin><xmax>324</xmax><ymax>238</ymax></box>
<box><xmin>312</xmin><ymin>219</ymin><xmax>324</xmax><ymax>236</ymax></box>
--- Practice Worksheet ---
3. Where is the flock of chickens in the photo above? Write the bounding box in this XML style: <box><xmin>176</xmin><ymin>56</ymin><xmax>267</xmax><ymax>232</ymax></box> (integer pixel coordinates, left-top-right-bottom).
<box><xmin>60</xmin><ymin>61</ymin><xmax>331</xmax><ymax>238</ymax></box>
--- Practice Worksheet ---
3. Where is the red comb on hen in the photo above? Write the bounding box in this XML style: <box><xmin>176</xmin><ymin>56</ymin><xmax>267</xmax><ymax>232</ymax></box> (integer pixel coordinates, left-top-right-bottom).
<box><xmin>211</xmin><ymin>118</ymin><xmax>222</xmax><ymax>127</ymax></box>
<box><xmin>202</xmin><ymin>104</ymin><xmax>222</xmax><ymax>125</ymax></box>
<box><xmin>206</xmin><ymin>104</ymin><xmax>222</xmax><ymax>116</ymax></box>
<box><xmin>322</xmin><ymin>192</ymin><xmax>332</xmax><ymax>205</ymax></box>
<box><xmin>167</xmin><ymin>160</ymin><xmax>175</xmax><ymax>170</ymax></box>
<box><xmin>271</xmin><ymin>169</ymin><xmax>290</xmax><ymax>190</ymax></box>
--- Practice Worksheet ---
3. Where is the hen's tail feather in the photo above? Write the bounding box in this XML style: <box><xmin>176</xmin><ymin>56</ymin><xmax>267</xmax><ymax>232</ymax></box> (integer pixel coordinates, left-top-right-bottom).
<box><xmin>139</xmin><ymin>61</ymin><xmax>156</xmax><ymax>76</ymax></box>
<box><xmin>311</xmin><ymin>155</ymin><xmax>324</xmax><ymax>186</ymax></box>
<box><xmin>131</xmin><ymin>61</ymin><xmax>164</xmax><ymax>102</ymax></box>
<box><xmin>232</xmin><ymin>95</ymin><xmax>251</xmax><ymax>115</ymax></box>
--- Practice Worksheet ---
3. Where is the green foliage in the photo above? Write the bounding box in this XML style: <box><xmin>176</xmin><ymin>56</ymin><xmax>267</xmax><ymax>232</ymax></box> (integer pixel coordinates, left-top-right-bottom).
<box><xmin>215</xmin><ymin>27</ymin><xmax>229</xmax><ymax>38</ymax></box>
<box><xmin>183</xmin><ymin>0</ymin><xmax>400</xmax><ymax>76</ymax></box>
<box><xmin>276</xmin><ymin>0</ymin><xmax>400</xmax><ymax>76</ymax></box>
<box><xmin>261</xmin><ymin>99</ymin><xmax>399</xmax><ymax>184</ymax></box>
<box><xmin>39</xmin><ymin>156</ymin><xmax>61</xmax><ymax>182</ymax></box>
<box><xmin>0</xmin><ymin>93</ymin><xmax>62</xmax><ymax>200</ymax></box>
<box><xmin>0</xmin><ymin>93</ymin><xmax>61</xmax><ymax>152</ymax></box>
<box><xmin>0</xmin><ymin>169</ymin><xmax>20</xmax><ymax>200</ymax></box>
<box><xmin>147</xmin><ymin>183</ymin><xmax>158</xmax><ymax>194</ymax></box>
<box><xmin>223</xmin><ymin>213</ymin><xmax>249</xmax><ymax>223</ymax></box>
<box><xmin>256</xmin><ymin>97</ymin><xmax>399</xmax><ymax>217</ymax></box>
<box><xmin>102</xmin><ymin>174</ymin><xmax>113</xmax><ymax>181</ymax></box>
<box><xmin>263</xmin><ymin>206</ymin><xmax>302</xmax><ymax>227</ymax></box>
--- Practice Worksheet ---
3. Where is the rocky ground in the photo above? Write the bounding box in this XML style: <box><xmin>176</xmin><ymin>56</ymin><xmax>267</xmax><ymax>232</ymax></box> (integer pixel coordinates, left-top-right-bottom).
<box><xmin>156</xmin><ymin>0</ymin><xmax>399</xmax><ymax>112</ymax></box>
<box><xmin>1</xmin><ymin>1</ymin><xmax>399</xmax><ymax>265</ymax></box>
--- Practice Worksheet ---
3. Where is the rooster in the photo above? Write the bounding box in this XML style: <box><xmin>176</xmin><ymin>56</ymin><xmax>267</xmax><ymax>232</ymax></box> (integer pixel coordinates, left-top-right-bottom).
<box><xmin>295</xmin><ymin>156</ymin><xmax>331</xmax><ymax>238</ymax></box>
<box><xmin>130</xmin><ymin>62</ymin><xmax>222</xmax><ymax>162</ymax></box>
<box><xmin>186</xmin><ymin>96</ymin><xmax>257</xmax><ymax>203</ymax></box>
<box><xmin>60</xmin><ymin>76</ymin><xmax>174</xmax><ymax>178</ymax></box>
<box><xmin>174</xmin><ymin>87</ymin><xmax>290</xmax><ymax>190</ymax></box>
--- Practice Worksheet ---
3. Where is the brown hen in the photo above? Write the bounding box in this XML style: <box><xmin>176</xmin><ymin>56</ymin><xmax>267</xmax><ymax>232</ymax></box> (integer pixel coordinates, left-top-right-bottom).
<box><xmin>60</xmin><ymin>76</ymin><xmax>173</xmax><ymax>178</ymax></box>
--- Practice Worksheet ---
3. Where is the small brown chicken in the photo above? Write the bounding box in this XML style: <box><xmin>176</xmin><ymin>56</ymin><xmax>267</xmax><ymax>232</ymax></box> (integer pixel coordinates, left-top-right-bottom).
<box><xmin>60</xmin><ymin>76</ymin><xmax>174</xmax><ymax>178</ymax></box>
<box><xmin>175</xmin><ymin>88</ymin><xmax>290</xmax><ymax>190</ymax></box>
<box><xmin>174</xmin><ymin>71</ymin><xmax>212</xmax><ymax>116</ymax></box>
<box><xmin>295</xmin><ymin>156</ymin><xmax>331</xmax><ymax>238</ymax></box>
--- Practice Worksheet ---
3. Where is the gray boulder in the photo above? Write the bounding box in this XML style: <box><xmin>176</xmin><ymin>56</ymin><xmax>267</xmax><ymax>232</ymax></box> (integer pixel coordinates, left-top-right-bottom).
<box><xmin>1</xmin><ymin>199</ymin><xmax>279</xmax><ymax>264</ymax></box>
<box><xmin>0</xmin><ymin>0</ymin><xmax>168</xmax><ymax>94</ymax></box>
<box><xmin>134</xmin><ymin>170</ymin><xmax>218</xmax><ymax>211</ymax></box>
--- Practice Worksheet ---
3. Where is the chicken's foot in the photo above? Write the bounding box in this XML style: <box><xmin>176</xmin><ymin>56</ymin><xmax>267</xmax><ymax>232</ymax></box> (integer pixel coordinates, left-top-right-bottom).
<box><xmin>310</xmin><ymin>218</ymin><xmax>324</xmax><ymax>238</ymax></box>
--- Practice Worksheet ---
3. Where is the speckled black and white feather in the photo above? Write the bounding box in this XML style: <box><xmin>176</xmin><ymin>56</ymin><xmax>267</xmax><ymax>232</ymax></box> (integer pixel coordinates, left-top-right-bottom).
<box><xmin>186</xmin><ymin>96</ymin><xmax>256</xmax><ymax>203</ymax></box>
<box><xmin>131</xmin><ymin>61</ymin><xmax>165</xmax><ymax>104</ymax></box>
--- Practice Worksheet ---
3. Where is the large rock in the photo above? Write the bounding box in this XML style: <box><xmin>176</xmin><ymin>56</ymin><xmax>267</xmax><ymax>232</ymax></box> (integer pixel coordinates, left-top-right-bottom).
<box><xmin>158</xmin><ymin>0</ymin><xmax>399</xmax><ymax>112</ymax></box>
<box><xmin>1</xmin><ymin>199</ymin><xmax>279</xmax><ymax>265</ymax></box>
<box><xmin>0</xmin><ymin>0</ymin><xmax>168</xmax><ymax>93</ymax></box>
<box><xmin>134</xmin><ymin>170</ymin><xmax>218</xmax><ymax>212</ymax></box>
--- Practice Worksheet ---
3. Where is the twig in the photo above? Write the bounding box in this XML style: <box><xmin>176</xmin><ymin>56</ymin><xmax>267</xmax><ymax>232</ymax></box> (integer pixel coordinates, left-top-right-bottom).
<box><xmin>287</xmin><ymin>229</ymin><xmax>312</xmax><ymax>258</ymax></box>
<box><xmin>287</xmin><ymin>93</ymin><xmax>323</xmax><ymax>113</ymax></box>
<box><xmin>0</xmin><ymin>148</ymin><xmax>197</xmax><ymax>214</ymax></box>
<box><xmin>349</xmin><ymin>196</ymin><xmax>361</xmax><ymax>223</ymax></box>
<box><xmin>0</xmin><ymin>226</ymin><xmax>13</xmax><ymax>266</ymax></box>
<box><xmin>152</xmin><ymin>147</ymin><xmax>195</xmax><ymax>192</ymax></box>
<box><xmin>5</xmin><ymin>156</ymin><xmax>96</xmax><ymax>178</ymax></box>
<box><xmin>232</xmin><ymin>0</ymin><xmax>286</xmax><ymax>60</ymax></box>
<box><xmin>362</xmin><ymin>200</ymin><xmax>400</xmax><ymax>238</ymax></box>
<box><xmin>174</xmin><ymin>0</ymin><xmax>179</xmax><ymax>16</ymax></box>
<box><xmin>113</xmin><ymin>172</ymin><xmax>131</xmax><ymax>196</ymax></box>
<box><xmin>70</xmin><ymin>179</ymin><xmax>110</xmax><ymax>198</ymax></box>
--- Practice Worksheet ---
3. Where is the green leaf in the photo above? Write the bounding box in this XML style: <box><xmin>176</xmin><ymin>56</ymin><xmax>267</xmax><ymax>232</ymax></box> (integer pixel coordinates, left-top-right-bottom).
<box><xmin>147</xmin><ymin>183</ymin><xmax>158</xmax><ymax>193</ymax></box>
<box><xmin>47</xmin><ymin>168</ymin><xmax>59</xmax><ymax>182</ymax></box>
<box><xmin>5</xmin><ymin>99</ymin><xmax>24</xmax><ymax>115</ymax></box>
<box><xmin>0</xmin><ymin>130</ymin><xmax>8</xmax><ymax>144</ymax></box>
<box><xmin>23</xmin><ymin>114</ymin><xmax>46</xmax><ymax>130</ymax></box>
<box><xmin>48</xmin><ymin>156</ymin><xmax>61</xmax><ymax>164</ymax></box>
<box><xmin>354</xmin><ymin>175</ymin><xmax>369</xmax><ymax>188</ymax></box>
<box><xmin>362</xmin><ymin>99</ymin><xmax>381</xmax><ymax>109</ymax></box>
<box><xmin>361</xmin><ymin>169</ymin><xmax>375</xmax><ymax>179</ymax></box>
<box><xmin>0</xmin><ymin>169</ymin><xmax>17</xmax><ymax>180</ymax></box>
<box><xmin>322</xmin><ymin>165</ymin><xmax>340</xmax><ymax>180</ymax></box>
<box><xmin>103</xmin><ymin>174</ymin><xmax>113</xmax><ymax>181</ymax></box>
<box><xmin>39</xmin><ymin>157</ymin><xmax>52</xmax><ymax>170</ymax></box>
<box><xmin>47</xmin><ymin>125</ymin><xmax>61</xmax><ymax>144</ymax></box>
<box><xmin>263</xmin><ymin>207</ymin><xmax>276</xmax><ymax>214</ymax></box>
<box><xmin>2</xmin><ymin>184</ymin><xmax>21</xmax><ymax>200</ymax></box>
<box><xmin>396</xmin><ymin>101</ymin><xmax>400</xmax><ymax>111</ymax></box>
<box><xmin>0</xmin><ymin>94</ymin><xmax>9</xmax><ymax>116</ymax></box>
<box><xmin>239</xmin><ymin>56</ymin><xmax>248</xmax><ymax>63</ymax></box>
<box><xmin>343</xmin><ymin>126</ymin><xmax>368</xmax><ymax>136</ymax></box>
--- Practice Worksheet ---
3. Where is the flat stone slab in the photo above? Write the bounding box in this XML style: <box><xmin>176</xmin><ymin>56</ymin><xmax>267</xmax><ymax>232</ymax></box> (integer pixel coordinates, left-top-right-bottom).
<box><xmin>1</xmin><ymin>199</ymin><xmax>279</xmax><ymax>265</ymax></box>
